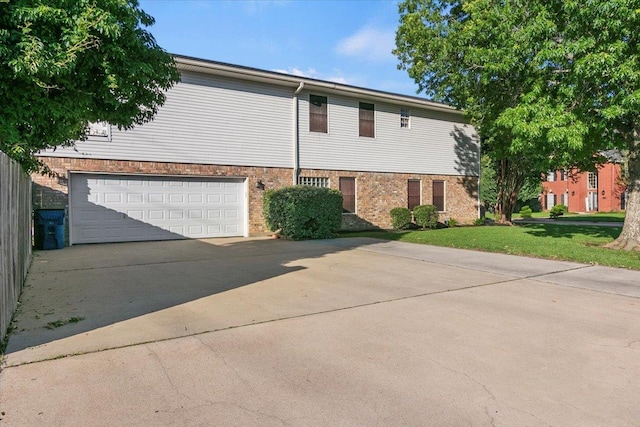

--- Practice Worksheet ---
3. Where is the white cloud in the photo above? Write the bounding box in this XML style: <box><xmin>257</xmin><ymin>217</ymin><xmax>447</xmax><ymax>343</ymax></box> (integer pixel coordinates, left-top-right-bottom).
<box><xmin>272</xmin><ymin>67</ymin><xmax>353</xmax><ymax>85</ymax></box>
<box><xmin>240</xmin><ymin>0</ymin><xmax>290</xmax><ymax>14</ymax></box>
<box><xmin>327</xmin><ymin>76</ymin><xmax>348</xmax><ymax>84</ymax></box>
<box><xmin>272</xmin><ymin>67</ymin><xmax>319</xmax><ymax>78</ymax></box>
<box><xmin>335</xmin><ymin>26</ymin><xmax>396</xmax><ymax>62</ymax></box>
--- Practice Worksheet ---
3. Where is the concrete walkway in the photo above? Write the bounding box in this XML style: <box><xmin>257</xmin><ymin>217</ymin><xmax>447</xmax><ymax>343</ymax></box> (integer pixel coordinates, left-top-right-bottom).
<box><xmin>1</xmin><ymin>237</ymin><xmax>640</xmax><ymax>426</ymax></box>
<box><xmin>513</xmin><ymin>217</ymin><xmax>624</xmax><ymax>227</ymax></box>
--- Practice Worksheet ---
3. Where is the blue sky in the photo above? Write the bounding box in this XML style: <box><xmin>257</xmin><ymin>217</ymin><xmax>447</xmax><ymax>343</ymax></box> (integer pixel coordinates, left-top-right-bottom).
<box><xmin>138</xmin><ymin>0</ymin><xmax>422</xmax><ymax>96</ymax></box>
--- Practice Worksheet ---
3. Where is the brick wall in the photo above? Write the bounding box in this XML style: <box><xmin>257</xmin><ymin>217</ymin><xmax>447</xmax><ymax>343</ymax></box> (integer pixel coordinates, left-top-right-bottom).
<box><xmin>299</xmin><ymin>168</ymin><xmax>479</xmax><ymax>228</ymax></box>
<box><xmin>542</xmin><ymin>165</ymin><xmax>626</xmax><ymax>212</ymax></box>
<box><xmin>33</xmin><ymin>157</ymin><xmax>293</xmax><ymax>237</ymax></box>
<box><xmin>33</xmin><ymin>157</ymin><xmax>479</xmax><ymax>243</ymax></box>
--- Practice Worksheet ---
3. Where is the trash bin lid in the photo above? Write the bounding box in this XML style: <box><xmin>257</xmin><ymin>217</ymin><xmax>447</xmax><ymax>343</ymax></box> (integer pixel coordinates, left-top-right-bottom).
<box><xmin>36</xmin><ymin>209</ymin><xmax>65</xmax><ymax>220</ymax></box>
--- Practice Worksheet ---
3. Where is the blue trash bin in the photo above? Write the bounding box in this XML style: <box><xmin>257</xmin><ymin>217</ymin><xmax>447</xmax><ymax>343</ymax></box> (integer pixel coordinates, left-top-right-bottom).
<box><xmin>34</xmin><ymin>209</ymin><xmax>65</xmax><ymax>250</ymax></box>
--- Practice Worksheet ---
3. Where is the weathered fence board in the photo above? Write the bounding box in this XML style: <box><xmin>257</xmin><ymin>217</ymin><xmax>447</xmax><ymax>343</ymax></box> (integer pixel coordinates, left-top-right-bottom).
<box><xmin>0</xmin><ymin>152</ymin><xmax>32</xmax><ymax>344</ymax></box>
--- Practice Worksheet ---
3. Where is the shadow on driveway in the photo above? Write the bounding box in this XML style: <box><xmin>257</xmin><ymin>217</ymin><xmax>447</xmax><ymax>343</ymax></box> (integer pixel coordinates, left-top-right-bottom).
<box><xmin>7</xmin><ymin>237</ymin><xmax>382</xmax><ymax>357</ymax></box>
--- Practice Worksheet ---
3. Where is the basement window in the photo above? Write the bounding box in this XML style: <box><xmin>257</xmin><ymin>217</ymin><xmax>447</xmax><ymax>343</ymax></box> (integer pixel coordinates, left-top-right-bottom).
<box><xmin>298</xmin><ymin>177</ymin><xmax>329</xmax><ymax>188</ymax></box>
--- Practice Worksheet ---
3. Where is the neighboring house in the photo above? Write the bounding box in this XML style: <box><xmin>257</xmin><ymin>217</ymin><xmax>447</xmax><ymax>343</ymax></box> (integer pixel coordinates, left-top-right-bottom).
<box><xmin>541</xmin><ymin>151</ymin><xmax>627</xmax><ymax>212</ymax></box>
<box><xmin>32</xmin><ymin>55</ymin><xmax>480</xmax><ymax>245</ymax></box>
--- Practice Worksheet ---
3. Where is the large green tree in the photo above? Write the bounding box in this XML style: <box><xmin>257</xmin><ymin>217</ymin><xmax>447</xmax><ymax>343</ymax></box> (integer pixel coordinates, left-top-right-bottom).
<box><xmin>395</xmin><ymin>0</ymin><xmax>640</xmax><ymax>250</ymax></box>
<box><xmin>395</xmin><ymin>0</ymin><xmax>564</xmax><ymax>223</ymax></box>
<box><xmin>0</xmin><ymin>0</ymin><xmax>180</xmax><ymax>173</ymax></box>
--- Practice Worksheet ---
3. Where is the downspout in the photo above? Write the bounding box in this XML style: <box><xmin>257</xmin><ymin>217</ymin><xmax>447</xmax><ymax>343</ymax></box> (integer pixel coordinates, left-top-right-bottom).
<box><xmin>477</xmin><ymin>137</ymin><xmax>482</xmax><ymax>219</ymax></box>
<box><xmin>293</xmin><ymin>82</ymin><xmax>305</xmax><ymax>185</ymax></box>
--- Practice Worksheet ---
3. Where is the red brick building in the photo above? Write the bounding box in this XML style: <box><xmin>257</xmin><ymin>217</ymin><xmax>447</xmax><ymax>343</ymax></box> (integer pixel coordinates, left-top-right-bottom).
<box><xmin>541</xmin><ymin>153</ymin><xmax>626</xmax><ymax>212</ymax></box>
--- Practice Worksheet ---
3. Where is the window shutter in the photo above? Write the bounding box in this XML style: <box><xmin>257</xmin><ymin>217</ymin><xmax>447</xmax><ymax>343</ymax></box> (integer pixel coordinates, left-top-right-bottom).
<box><xmin>310</xmin><ymin>95</ymin><xmax>327</xmax><ymax>133</ymax></box>
<box><xmin>432</xmin><ymin>181</ymin><xmax>445</xmax><ymax>211</ymax></box>
<box><xmin>339</xmin><ymin>177</ymin><xmax>356</xmax><ymax>213</ymax></box>
<box><xmin>408</xmin><ymin>180</ymin><xmax>421</xmax><ymax>210</ymax></box>
<box><xmin>359</xmin><ymin>102</ymin><xmax>374</xmax><ymax>138</ymax></box>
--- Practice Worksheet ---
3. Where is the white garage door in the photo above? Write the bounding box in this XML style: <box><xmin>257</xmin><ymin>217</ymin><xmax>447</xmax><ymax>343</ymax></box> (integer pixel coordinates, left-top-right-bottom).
<box><xmin>69</xmin><ymin>173</ymin><xmax>246</xmax><ymax>244</ymax></box>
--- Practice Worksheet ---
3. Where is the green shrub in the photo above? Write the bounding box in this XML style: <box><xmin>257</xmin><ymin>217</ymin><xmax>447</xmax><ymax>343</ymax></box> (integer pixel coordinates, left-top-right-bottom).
<box><xmin>549</xmin><ymin>204</ymin><xmax>568</xmax><ymax>219</ymax></box>
<box><xmin>390</xmin><ymin>207</ymin><xmax>412</xmax><ymax>230</ymax></box>
<box><xmin>519</xmin><ymin>205</ymin><xmax>533</xmax><ymax>219</ymax></box>
<box><xmin>263</xmin><ymin>186</ymin><xmax>343</xmax><ymax>240</ymax></box>
<box><xmin>447</xmin><ymin>218</ymin><xmax>458</xmax><ymax>227</ymax></box>
<box><xmin>413</xmin><ymin>204</ymin><xmax>439</xmax><ymax>229</ymax></box>
<box><xmin>473</xmin><ymin>217</ymin><xmax>486</xmax><ymax>226</ymax></box>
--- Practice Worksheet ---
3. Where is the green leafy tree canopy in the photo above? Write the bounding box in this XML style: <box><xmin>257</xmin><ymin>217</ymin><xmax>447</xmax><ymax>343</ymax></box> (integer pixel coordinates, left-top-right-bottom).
<box><xmin>395</xmin><ymin>0</ymin><xmax>640</xmax><ymax>249</ymax></box>
<box><xmin>0</xmin><ymin>0</ymin><xmax>180</xmax><ymax>172</ymax></box>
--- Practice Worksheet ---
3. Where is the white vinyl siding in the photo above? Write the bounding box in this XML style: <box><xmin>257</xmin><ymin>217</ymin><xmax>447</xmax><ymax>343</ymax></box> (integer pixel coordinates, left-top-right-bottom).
<box><xmin>40</xmin><ymin>71</ymin><xmax>293</xmax><ymax>168</ymax></box>
<box><xmin>298</xmin><ymin>91</ymin><xmax>478</xmax><ymax>176</ymax></box>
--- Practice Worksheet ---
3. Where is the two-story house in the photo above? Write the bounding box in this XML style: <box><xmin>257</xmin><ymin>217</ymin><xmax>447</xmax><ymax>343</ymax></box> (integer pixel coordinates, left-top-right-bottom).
<box><xmin>542</xmin><ymin>151</ymin><xmax>627</xmax><ymax>212</ymax></box>
<box><xmin>32</xmin><ymin>55</ymin><xmax>480</xmax><ymax>245</ymax></box>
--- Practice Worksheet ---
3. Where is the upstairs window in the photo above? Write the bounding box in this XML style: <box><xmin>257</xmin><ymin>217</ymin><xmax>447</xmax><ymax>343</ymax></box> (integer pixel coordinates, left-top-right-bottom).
<box><xmin>588</xmin><ymin>172</ymin><xmax>598</xmax><ymax>189</ymax></box>
<box><xmin>547</xmin><ymin>171</ymin><xmax>556</xmax><ymax>182</ymax></box>
<box><xmin>309</xmin><ymin>95</ymin><xmax>327</xmax><ymax>133</ymax></box>
<box><xmin>87</xmin><ymin>121</ymin><xmax>111</xmax><ymax>140</ymax></box>
<box><xmin>432</xmin><ymin>180</ymin><xmax>445</xmax><ymax>212</ymax></box>
<box><xmin>359</xmin><ymin>102</ymin><xmax>375</xmax><ymax>138</ymax></box>
<box><xmin>561</xmin><ymin>170</ymin><xmax>568</xmax><ymax>181</ymax></box>
<box><xmin>400</xmin><ymin>108</ymin><xmax>410</xmax><ymax>128</ymax></box>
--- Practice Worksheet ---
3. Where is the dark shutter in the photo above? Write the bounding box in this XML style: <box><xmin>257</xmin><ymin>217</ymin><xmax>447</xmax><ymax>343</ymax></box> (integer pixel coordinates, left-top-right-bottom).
<box><xmin>408</xmin><ymin>180</ymin><xmax>421</xmax><ymax>210</ymax></box>
<box><xmin>339</xmin><ymin>177</ymin><xmax>356</xmax><ymax>213</ymax></box>
<box><xmin>309</xmin><ymin>95</ymin><xmax>327</xmax><ymax>133</ymax></box>
<box><xmin>432</xmin><ymin>181</ymin><xmax>445</xmax><ymax>211</ymax></box>
<box><xmin>359</xmin><ymin>102</ymin><xmax>374</xmax><ymax>138</ymax></box>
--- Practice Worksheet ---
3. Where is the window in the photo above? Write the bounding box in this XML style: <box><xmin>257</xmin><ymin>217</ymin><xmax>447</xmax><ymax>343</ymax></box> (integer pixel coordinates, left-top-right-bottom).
<box><xmin>359</xmin><ymin>102</ymin><xmax>375</xmax><ymax>138</ymax></box>
<box><xmin>298</xmin><ymin>176</ymin><xmax>329</xmax><ymax>188</ymax></box>
<box><xmin>339</xmin><ymin>177</ymin><xmax>356</xmax><ymax>213</ymax></box>
<box><xmin>309</xmin><ymin>95</ymin><xmax>327</xmax><ymax>133</ymax></box>
<box><xmin>408</xmin><ymin>180</ymin><xmax>421</xmax><ymax>210</ymax></box>
<box><xmin>561</xmin><ymin>170</ymin><xmax>568</xmax><ymax>181</ymax></box>
<box><xmin>87</xmin><ymin>121</ymin><xmax>111</xmax><ymax>140</ymax></box>
<box><xmin>587</xmin><ymin>172</ymin><xmax>598</xmax><ymax>189</ymax></box>
<box><xmin>400</xmin><ymin>108</ymin><xmax>410</xmax><ymax>128</ymax></box>
<box><xmin>547</xmin><ymin>171</ymin><xmax>556</xmax><ymax>182</ymax></box>
<box><xmin>432</xmin><ymin>180</ymin><xmax>445</xmax><ymax>211</ymax></box>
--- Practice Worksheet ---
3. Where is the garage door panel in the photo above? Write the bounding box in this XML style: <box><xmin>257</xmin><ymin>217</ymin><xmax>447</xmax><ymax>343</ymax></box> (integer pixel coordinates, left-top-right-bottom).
<box><xmin>169</xmin><ymin>194</ymin><xmax>184</xmax><ymax>203</ymax></box>
<box><xmin>127</xmin><ymin>193</ymin><xmax>143</xmax><ymax>203</ymax></box>
<box><xmin>70</xmin><ymin>174</ymin><xmax>245</xmax><ymax>244</ymax></box>
<box><xmin>148</xmin><ymin>210</ymin><xmax>165</xmax><ymax>220</ymax></box>
<box><xmin>127</xmin><ymin>210</ymin><xmax>144</xmax><ymax>220</ymax></box>
<box><xmin>188</xmin><ymin>194</ymin><xmax>203</xmax><ymax>203</ymax></box>
<box><xmin>224</xmin><ymin>224</ymin><xmax>239</xmax><ymax>234</ymax></box>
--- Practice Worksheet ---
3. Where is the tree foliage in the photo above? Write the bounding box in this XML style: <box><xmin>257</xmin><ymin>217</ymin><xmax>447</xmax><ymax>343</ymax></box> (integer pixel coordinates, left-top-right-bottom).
<box><xmin>0</xmin><ymin>0</ymin><xmax>180</xmax><ymax>173</ymax></box>
<box><xmin>395</xmin><ymin>0</ymin><xmax>640</xmax><ymax>249</ymax></box>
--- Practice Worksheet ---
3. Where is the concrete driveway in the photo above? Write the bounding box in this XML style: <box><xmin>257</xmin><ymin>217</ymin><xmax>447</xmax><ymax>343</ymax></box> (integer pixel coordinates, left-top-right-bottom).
<box><xmin>1</xmin><ymin>237</ymin><xmax>640</xmax><ymax>426</ymax></box>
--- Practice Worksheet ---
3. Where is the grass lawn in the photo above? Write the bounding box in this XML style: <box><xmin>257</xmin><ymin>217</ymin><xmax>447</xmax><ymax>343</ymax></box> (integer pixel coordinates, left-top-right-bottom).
<box><xmin>342</xmin><ymin>223</ymin><xmax>640</xmax><ymax>270</ymax></box>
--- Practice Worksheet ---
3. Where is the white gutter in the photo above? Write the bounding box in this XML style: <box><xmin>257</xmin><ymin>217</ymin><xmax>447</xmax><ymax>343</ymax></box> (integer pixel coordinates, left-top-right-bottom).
<box><xmin>293</xmin><ymin>82</ymin><xmax>304</xmax><ymax>185</ymax></box>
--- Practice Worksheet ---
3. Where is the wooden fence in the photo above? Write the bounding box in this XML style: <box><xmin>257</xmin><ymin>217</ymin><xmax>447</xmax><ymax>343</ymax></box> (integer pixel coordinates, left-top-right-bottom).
<box><xmin>0</xmin><ymin>152</ymin><xmax>32</xmax><ymax>344</ymax></box>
